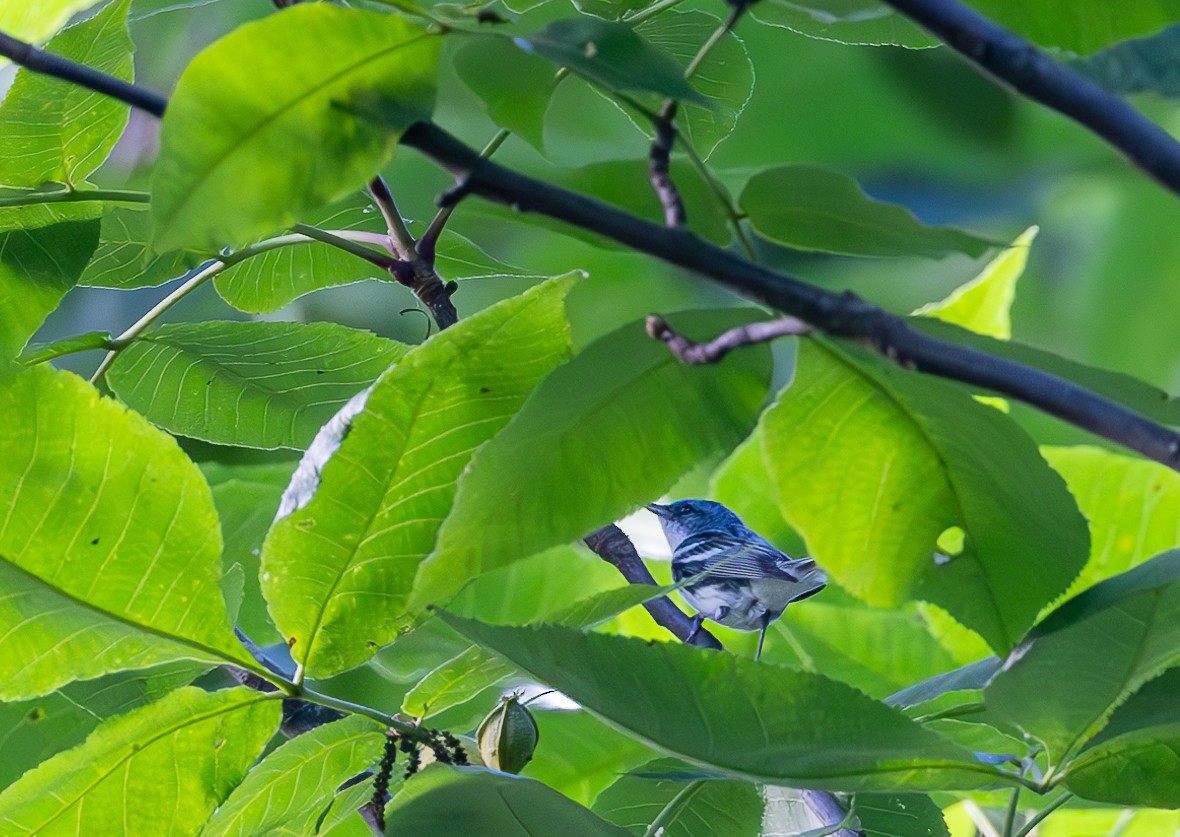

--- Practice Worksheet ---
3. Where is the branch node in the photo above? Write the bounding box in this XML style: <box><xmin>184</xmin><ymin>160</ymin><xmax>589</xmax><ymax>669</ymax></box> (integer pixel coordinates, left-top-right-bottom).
<box><xmin>647</xmin><ymin>313</ymin><xmax>812</xmax><ymax>364</ymax></box>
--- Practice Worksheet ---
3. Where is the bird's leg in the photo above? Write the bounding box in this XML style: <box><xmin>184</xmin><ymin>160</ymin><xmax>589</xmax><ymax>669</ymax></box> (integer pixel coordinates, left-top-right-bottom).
<box><xmin>755</xmin><ymin>612</ymin><xmax>771</xmax><ymax>662</ymax></box>
<box><xmin>685</xmin><ymin>613</ymin><xmax>705</xmax><ymax>644</ymax></box>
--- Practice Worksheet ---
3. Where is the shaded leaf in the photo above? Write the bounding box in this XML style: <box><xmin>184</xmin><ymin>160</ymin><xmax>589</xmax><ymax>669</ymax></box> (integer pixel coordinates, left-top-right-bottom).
<box><xmin>740</xmin><ymin>165</ymin><xmax>997</xmax><ymax>259</ymax></box>
<box><xmin>762</xmin><ymin>339</ymin><xmax>1089</xmax><ymax>652</ymax></box>
<box><xmin>524</xmin><ymin>709</ymin><xmax>656</xmax><ymax>806</ymax></box>
<box><xmin>152</xmin><ymin>5</ymin><xmax>439</xmax><ymax>251</ymax></box>
<box><xmin>0</xmin><ymin>687</ymin><xmax>279</xmax><ymax>835</ymax></box>
<box><xmin>261</xmin><ymin>277</ymin><xmax>577</xmax><ymax>678</ymax></box>
<box><xmin>415</xmin><ymin>309</ymin><xmax>771</xmax><ymax>609</ymax></box>
<box><xmin>1072</xmin><ymin>25</ymin><xmax>1180</xmax><ymax>98</ymax></box>
<box><xmin>854</xmin><ymin>793</ymin><xmax>949</xmax><ymax>837</ymax></box>
<box><xmin>967</xmin><ymin>0</ymin><xmax>1180</xmax><ymax>54</ymax></box>
<box><xmin>751</xmin><ymin>0</ymin><xmax>937</xmax><ymax>48</ymax></box>
<box><xmin>440</xmin><ymin>613</ymin><xmax>994</xmax><ymax>791</ymax></box>
<box><xmin>402</xmin><ymin>644</ymin><xmax>517</xmax><ymax>719</ymax></box>
<box><xmin>454</xmin><ymin>35</ymin><xmax>554</xmax><ymax>152</ymax></box>
<box><xmin>107</xmin><ymin>321</ymin><xmax>408</xmax><ymax>449</ymax></box>
<box><xmin>885</xmin><ymin>658</ymin><xmax>1001</xmax><ymax>709</ymax></box>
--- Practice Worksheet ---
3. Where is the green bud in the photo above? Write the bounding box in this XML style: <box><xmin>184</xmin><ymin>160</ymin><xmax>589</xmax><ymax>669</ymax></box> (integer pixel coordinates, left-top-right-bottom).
<box><xmin>476</xmin><ymin>693</ymin><xmax>539</xmax><ymax>774</ymax></box>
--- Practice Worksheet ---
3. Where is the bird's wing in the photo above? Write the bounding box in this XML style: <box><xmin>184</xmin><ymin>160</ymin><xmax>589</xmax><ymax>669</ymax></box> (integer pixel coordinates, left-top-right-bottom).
<box><xmin>674</xmin><ymin>533</ymin><xmax>805</xmax><ymax>582</ymax></box>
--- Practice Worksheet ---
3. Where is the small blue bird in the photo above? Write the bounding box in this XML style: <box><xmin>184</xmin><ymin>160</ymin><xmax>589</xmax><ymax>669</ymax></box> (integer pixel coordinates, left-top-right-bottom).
<box><xmin>647</xmin><ymin>499</ymin><xmax>827</xmax><ymax>660</ymax></box>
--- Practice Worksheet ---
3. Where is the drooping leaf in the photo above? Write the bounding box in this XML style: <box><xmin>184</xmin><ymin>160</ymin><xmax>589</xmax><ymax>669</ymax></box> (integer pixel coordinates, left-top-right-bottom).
<box><xmin>1043</xmin><ymin>446</ymin><xmax>1180</xmax><ymax>596</ymax></box>
<box><xmin>0</xmin><ymin>220</ymin><xmax>100</xmax><ymax>360</ymax></box>
<box><xmin>593</xmin><ymin>758</ymin><xmax>762</xmax><ymax>836</ymax></box>
<box><xmin>454</xmin><ymin>35</ymin><xmax>555</xmax><ymax>152</ymax></box>
<box><xmin>854</xmin><ymin>793</ymin><xmax>949</xmax><ymax>837</ymax></box>
<box><xmin>402</xmin><ymin>644</ymin><xmax>517</xmax><ymax>719</ymax></box>
<box><xmin>415</xmin><ymin>309</ymin><xmax>771</xmax><ymax>609</ymax></box>
<box><xmin>261</xmin><ymin>276</ymin><xmax>578</xmax><ymax>678</ymax></box>
<box><xmin>440</xmin><ymin>614</ymin><xmax>994</xmax><ymax>791</ymax></box>
<box><xmin>106</xmin><ymin>321</ymin><xmax>408</xmax><ymax>450</ymax></box>
<box><xmin>740</xmin><ymin>165</ymin><xmax>997</xmax><ymax>259</ymax></box>
<box><xmin>1072</xmin><ymin>25</ymin><xmax>1180</xmax><ymax>98</ymax></box>
<box><xmin>0</xmin><ymin>367</ymin><xmax>255</xmax><ymax>699</ymax></box>
<box><xmin>385</xmin><ymin>765</ymin><xmax>631</xmax><ymax>835</ymax></box>
<box><xmin>513</xmin><ymin>18</ymin><xmax>706</xmax><ymax>104</ymax></box>
<box><xmin>751</xmin><ymin>0</ymin><xmax>938</xmax><ymax>48</ymax></box>
<box><xmin>762</xmin><ymin>339</ymin><xmax>1089</xmax><ymax>653</ymax></box>
<box><xmin>0</xmin><ymin>0</ymin><xmax>132</xmax><ymax>230</ymax></box>
<box><xmin>915</xmin><ymin>226</ymin><xmax>1037</xmax><ymax>340</ymax></box>
<box><xmin>18</xmin><ymin>330</ymin><xmax>111</xmax><ymax>366</ymax></box>
<box><xmin>984</xmin><ymin>550</ymin><xmax>1180</xmax><ymax>762</ymax></box>
<box><xmin>201</xmin><ymin>715</ymin><xmax>386</xmax><ymax>836</ymax></box>
<box><xmin>633</xmin><ymin>10</ymin><xmax>755</xmax><ymax>158</ymax></box>
<box><xmin>1062</xmin><ymin>667</ymin><xmax>1180</xmax><ymax>807</ymax></box>
<box><xmin>0</xmin><ymin>687</ymin><xmax>279</xmax><ymax>836</ymax></box>
<box><xmin>151</xmin><ymin>5</ymin><xmax>439</xmax><ymax>251</ymax></box>
<box><xmin>885</xmin><ymin>658</ymin><xmax>1001</xmax><ymax>709</ymax></box>
<box><xmin>79</xmin><ymin>207</ymin><xmax>206</xmax><ymax>289</ymax></box>
<box><xmin>966</xmin><ymin>0</ymin><xmax>1180</xmax><ymax>55</ymax></box>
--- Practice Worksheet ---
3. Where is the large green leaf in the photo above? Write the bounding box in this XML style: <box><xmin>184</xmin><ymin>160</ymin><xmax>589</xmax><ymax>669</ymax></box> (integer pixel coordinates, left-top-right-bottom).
<box><xmin>151</xmin><ymin>5</ymin><xmax>439</xmax><ymax>251</ymax></box>
<box><xmin>79</xmin><ymin>207</ymin><xmax>206</xmax><ymax>289</ymax></box>
<box><xmin>106</xmin><ymin>321</ymin><xmax>408</xmax><ymax>450</ymax></box>
<box><xmin>1043</xmin><ymin>446</ymin><xmax>1180</xmax><ymax>596</ymax></box>
<box><xmin>592</xmin><ymin>758</ymin><xmax>762</xmax><ymax>836</ymax></box>
<box><xmin>514</xmin><ymin>18</ymin><xmax>705</xmax><ymax>104</ymax></box>
<box><xmin>740</xmin><ymin>165</ymin><xmax>996</xmax><ymax>259</ymax></box>
<box><xmin>762</xmin><ymin>339</ymin><xmax>1089</xmax><ymax>653</ymax></box>
<box><xmin>454</xmin><ymin>36</ymin><xmax>555</xmax><ymax>152</ymax></box>
<box><xmin>984</xmin><ymin>550</ymin><xmax>1180</xmax><ymax>764</ymax></box>
<box><xmin>0</xmin><ymin>367</ymin><xmax>255</xmax><ymax>699</ymax></box>
<box><xmin>261</xmin><ymin>276</ymin><xmax>577</xmax><ymax>678</ymax></box>
<box><xmin>966</xmin><ymin>0</ymin><xmax>1180</xmax><ymax>54</ymax></box>
<box><xmin>0</xmin><ymin>0</ymin><xmax>131</xmax><ymax>229</ymax></box>
<box><xmin>440</xmin><ymin>614</ymin><xmax>997</xmax><ymax>791</ymax></box>
<box><xmin>751</xmin><ymin>0</ymin><xmax>938</xmax><ymax>48</ymax></box>
<box><xmin>854</xmin><ymin>793</ymin><xmax>949</xmax><ymax>837</ymax></box>
<box><xmin>0</xmin><ymin>220</ymin><xmax>100</xmax><ymax>359</ymax></box>
<box><xmin>415</xmin><ymin>309</ymin><xmax>771</xmax><ymax>609</ymax></box>
<box><xmin>0</xmin><ymin>687</ymin><xmax>279</xmax><ymax>836</ymax></box>
<box><xmin>385</xmin><ymin>765</ymin><xmax>631</xmax><ymax>835</ymax></box>
<box><xmin>201</xmin><ymin>715</ymin><xmax>386</xmax><ymax>836</ymax></box>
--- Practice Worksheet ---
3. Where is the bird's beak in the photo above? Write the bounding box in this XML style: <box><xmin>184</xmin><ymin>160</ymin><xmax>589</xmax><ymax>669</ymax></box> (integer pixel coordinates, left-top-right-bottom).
<box><xmin>646</xmin><ymin>503</ymin><xmax>669</xmax><ymax>517</ymax></box>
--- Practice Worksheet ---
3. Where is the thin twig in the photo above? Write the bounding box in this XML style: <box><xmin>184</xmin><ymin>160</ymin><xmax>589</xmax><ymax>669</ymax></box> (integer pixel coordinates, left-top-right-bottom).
<box><xmin>649</xmin><ymin>102</ymin><xmax>686</xmax><ymax>227</ymax></box>
<box><xmin>417</xmin><ymin>128</ymin><xmax>510</xmax><ymax>261</ymax></box>
<box><xmin>646</xmin><ymin>314</ymin><xmax>812</xmax><ymax>363</ymax></box>
<box><xmin>583</xmin><ymin>524</ymin><xmax>724</xmax><ymax>650</ymax></box>
<box><xmin>290</xmin><ymin>223</ymin><xmax>400</xmax><ymax>268</ymax></box>
<box><xmin>881</xmin><ymin>0</ymin><xmax>1180</xmax><ymax>198</ymax></box>
<box><xmin>367</xmin><ymin>175</ymin><xmax>417</xmax><ymax>260</ymax></box>
<box><xmin>1012</xmin><ymin>793</ymin><xmax>1072</xmax><ymax>837</ymax></box>
<box><xmin>0</xmin><ymin>187</ymin><xmax>150</xmax><ymax>208</ymax></box>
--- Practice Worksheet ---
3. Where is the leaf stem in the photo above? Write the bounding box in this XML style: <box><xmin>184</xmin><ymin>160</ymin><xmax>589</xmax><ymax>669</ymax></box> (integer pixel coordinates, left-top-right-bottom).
<box><xmin>1012</xmin><ymin>792</ymin><xmax>1072</xmax><ymax>837</ymax></box>
<box><xmin>624</xmin><ymin>0</ymin><xmax>686</xmax><ymax>25</ymax></box>
<box><xmin>642</xmin><ymin>780</ymin><xmax>704</xmax><ymax>837</ymax></box>
<box><xmin>367</xmin><ymin>175</ymin><xmax>417</xmax><ymax>260</ymax></box>
<box><xmin>0</xmin><ymin>187</ymin><xmax>150</xmax><ymax>208</ymax></box>
<box><xmin>1002</xmin><ymin>787</ymin><xmax>1021</xmax><ymax>837</ymax></box>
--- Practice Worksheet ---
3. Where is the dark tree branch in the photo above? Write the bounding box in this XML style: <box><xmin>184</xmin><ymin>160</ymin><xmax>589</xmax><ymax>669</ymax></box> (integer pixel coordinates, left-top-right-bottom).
<box><xmin>880</xmin><ymin>0</ymin><xmax>1180</xmax><ymax>199</ymax></box>
<box><xmin>647</xmin><ymin>314</ymin><xmax>813</xmax><ymax>363</ymax></box>
<box><xmin>584</xmin><ymin>524</ymin><xmax>724</xmax><ymax>650</ymax></box>
<box><xmin>400</xmin><ymin>121</ymin><xmax>1180</xmax><ymax>471</ymax></box>
<box><xmin>649</xmin><ymin>103</ymin><xmax>686</xmax><ymax>227</ymax></box>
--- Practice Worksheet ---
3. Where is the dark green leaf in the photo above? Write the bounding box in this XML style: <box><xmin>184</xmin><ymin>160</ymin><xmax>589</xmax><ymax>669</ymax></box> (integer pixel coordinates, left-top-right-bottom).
<box><xmin>984</xmin><ymin>550</ymin><xmax>1180</xmax><ymax>762</ymax></box>
<box><xmin>386</xmin><ymin>765</ymin><xmax>630</xmax><ymax>835</ymax></box>
<box><xmin>524</xmin><ymin>709</ymin><xmax>656</xmax><ymax>806</ymax></box>
<box><xmin>514</xmin><ymin>18</ymin><xmax>706</xmax><ymax>104</ymax></box>
<box><xmin>415</xmin><ymin>309</ymin><xmax>771</xmax><ymax>609</ymax></box>
<box><xmin>740</xmin><ymin>165</ymin><xmax>997</xmax><ymax>259</ymax></box>
<box><xmin>1072</xmin><ymin>25</ymin><xmax>1180</xmax><ymax>98</ymax></box>
<box><xmin>762</xmin><ymin>339</ymin><xmax>1089</xmax><ymax>652</ymax></box>
<box><xmin>751</xmin><ymin>0</ymin><xmax>937</xmax><ymax>48</ymax></box>
<box><xmin>440</xmin><ymin>614</ymin><xmax>995</xmax><ymax>791</ymax></box>
<box><xmin>107</xmin><ymin>321</ymin><xmax>408</xmax><ymax>449</ymax></box>
<box><xmin>854</xmin><ymin>793</ymin><xmax>949</xmax><ymax>837</ymax></box>
<box><xmin>966</xmin><ymin>0</ymin><xmax>1180</xmax><ymax>54</ymax></box>
<box><xmin>261</xmin><ymin>277</ymin><xmax>577</xmax><ymax>678</ymax></box>
<box><xmin>885</xmin><ymin>658</ymin><xmax>1001</xmax><ymax>709</ymax></box>
<box><xmin>151</xmin><ymin>5</ymin><xmax>439</xmax><ymax>251</ymax></box>
<box><xmin>0</xmin><ymin>687</ymin><xmax>279</xmax><ymax>834</ymax></box>
<box><xmin>454</xmin><ymin>35</ymin><xmax>554</xmax><ymax>151</ymax></box>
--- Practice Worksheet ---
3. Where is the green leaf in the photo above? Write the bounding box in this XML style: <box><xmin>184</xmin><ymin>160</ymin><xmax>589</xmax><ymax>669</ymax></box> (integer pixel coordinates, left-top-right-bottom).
<box><xmin>633</xmin><ymin>11</ymin><xmax>755</xmax><ymax>158</ymax></box>
<box><xmin>261</xmin><ymin>276</ymin><xmax>578</xmax><ymax>678</ymax></box>
<box><xmin>762</xmin><ymin>339</ymin><xmax>1089</xmax><ymax>652</ymax></box>
<box><xmin>885</xmin><ymin>658</ymin><xmax>1001</xmax><ymax>709</ymax></box>
<box><xmin>984</xmin><ymin>550</ymin><xmax>1180</xmax><ymax>763</ymax></box>
<box><xmin>79</xmin><ymin>206</ymin><xmax>206</xmax><ymax>289</ymax></box>
<box><xmin>1071</xmin><ymin>25</ymin><xmax>1180</xmax><ymax>98</ymax></box>
<box><xmin>1062</xmin><ymin>667</ymin><xmax>1180</xmax><ymax>806</ymax></box>
<box><xmin>454</xmin><ymin>35</ymin><xmax>554</xmax><ymax>152</ymax></box>
<box><xmin>514</xmin><ymin>18</ymin><xmax>706</xmax><ymax>104</ymax></box>
<box><xmin>440</xmin><ymin>614</ymin><xmax>993</xmax><ymax>791</ymax></box>
<box><xmin>1043</xmin><ymin>446</ymin><xmax>1180</xmax><ymax>596</ymax></box>
<box><xmin>524</xmin><ymin>709</ymin><xmax>656</xmax><ymax>806</ymax></box>
<box><xmin>593</xmin><ymin>758</ymin><xmax>762</xmax><ymax>836</ymax></box>
<box><xmin>740</xmin><ymin>165</ymin><xmax>997</xmax><ymax>259</ymax></box>
<box><xmin>915</xmin><ymin>226</ymin><xmax>1037</xmax><ymax>340</ymax></box>
<box><xmin>0</xmin><ymin>0</ymin><xmax>132</xmax><ymax>228</ymax></box>
<box><xmin>966</xmin><ymin>0</ymin><xmax>1180</xmax><ymax>55</ymax></box>
<box><xmin>415</xmin><ymin>309</ymin><xmax>771</xmax><ymax>609</ymax></box>
<box><xmin>402</xmin><ymin>644</ymin><xmax>516</xmax><ymax>719</ymax></box>
<box><xmin>751</xmin><ymin>0</ymin><xmax>938</xmax><ymax>48</ymax></box>
<box><xmin>151</xmin><ymin>5</ymin><xmax>439</xmax><ymax>251</ymax></box>
<box><xmin>0</xmin><ymin>367</ymin><xmax>255</xmax><ymax>699</ymax></box>
<box><xmin>385</xmin><ymin>765</ymin><xmax>631</xmax><ymax>835</ymax></box>
<box><xmin>201</xmin><ymin>715</ymin><xmax>387</xmax><ymax>836</ymax></box>
<box><xmin>0</xmin><ymin>688</ymin><xmax>277</xmax><ymax>835</ymax></box>
<box><xmin>854</xmin><ymin>793</ymin><xmax>949</xmax><ymax>837</ymax></box>
<box><xmin>18</xmin><ymin>330</ymin><xmax>111</xmax><ymax>365</ymax></box>
<box><xmin>106</xmin><ymin>321</ymin><xmax>408</xmax><ymax>450</ymax></box>
<box><xmin>0</xmin><ymin>220</ymin><xmax>100</xmax><ymax>359</ymax></box>
<box><xmin>0</xmin><ymin>1</ymin><xmax>103</xmax><ymax>50</ymax></box>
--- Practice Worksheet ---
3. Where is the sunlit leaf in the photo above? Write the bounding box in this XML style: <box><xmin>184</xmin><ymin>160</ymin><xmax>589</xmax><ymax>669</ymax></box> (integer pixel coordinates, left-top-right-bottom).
<box><xmin>79</xmin><ymin>207</ymin><xmax>206</xmax><ymax>289</ymax></box>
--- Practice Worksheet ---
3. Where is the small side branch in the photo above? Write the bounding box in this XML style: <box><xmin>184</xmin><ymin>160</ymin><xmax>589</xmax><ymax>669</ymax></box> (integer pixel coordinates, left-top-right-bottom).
<box><xmin>649</xmin><ymin>103</ymin><xmax>686</xmax><ymax>227</ymax></box>
<box><xmin>584</xmin><ymin>524</ymin><xmax>724</xmax><ymax>650</ymax></box>
<box><xmin>647</xmin><ymin>314</ymin><xmax>813</xmax><ymax>363</ymax></box>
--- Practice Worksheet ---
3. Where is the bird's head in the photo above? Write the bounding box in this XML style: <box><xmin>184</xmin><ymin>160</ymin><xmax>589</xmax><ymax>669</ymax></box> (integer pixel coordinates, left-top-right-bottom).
<box><xmin>646</xmin><ymin>499</ymin><xmax>745</xmax><ymax>547</ymax></box>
